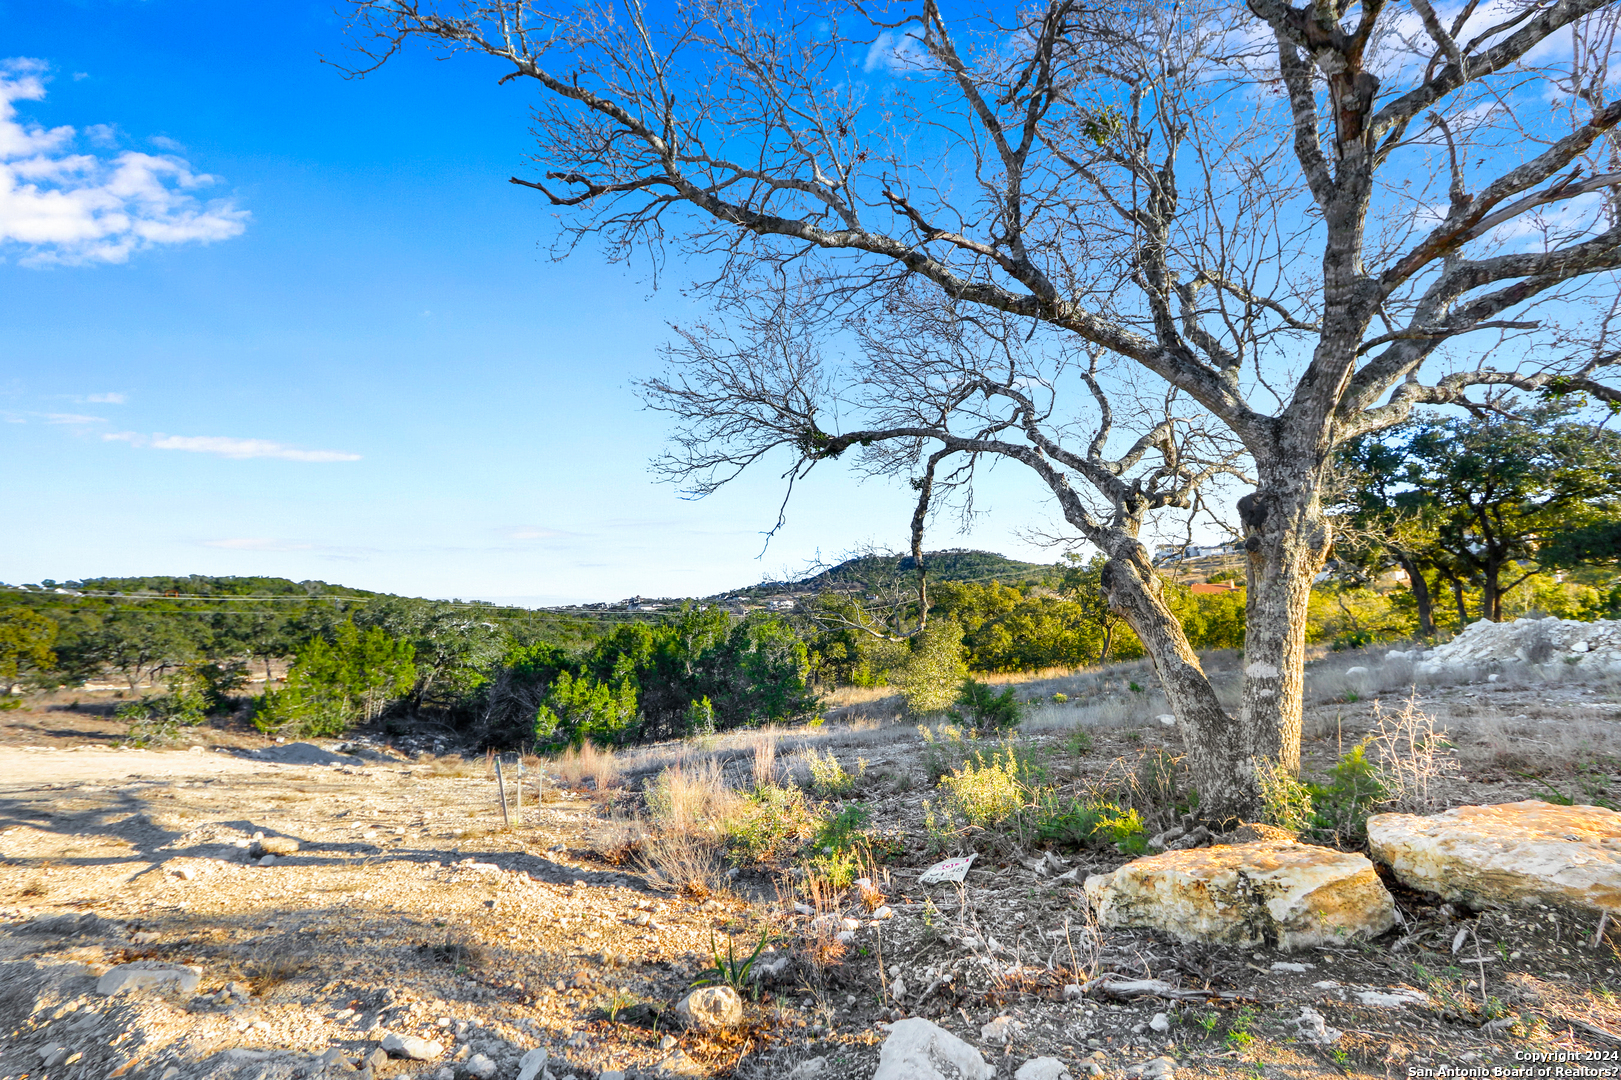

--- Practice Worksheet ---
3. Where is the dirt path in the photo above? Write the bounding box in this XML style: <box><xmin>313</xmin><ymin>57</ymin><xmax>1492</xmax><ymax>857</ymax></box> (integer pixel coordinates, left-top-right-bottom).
<box><xmin>0</xmin><ymin>747</ymin><xmax>321</xmax><ymax>789</ymax></box>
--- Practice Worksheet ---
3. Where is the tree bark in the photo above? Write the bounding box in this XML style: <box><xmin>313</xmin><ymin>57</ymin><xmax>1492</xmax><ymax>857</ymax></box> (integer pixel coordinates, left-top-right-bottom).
<box><xmin>1395</xmin><ymin>553</ymin><xmax>1436</xmax><ymax>637</ymax></box>
<box><xmin>1096</xmin><ymin>543</ymin><xmax>1252</xmax><ymax>822</ymax></box>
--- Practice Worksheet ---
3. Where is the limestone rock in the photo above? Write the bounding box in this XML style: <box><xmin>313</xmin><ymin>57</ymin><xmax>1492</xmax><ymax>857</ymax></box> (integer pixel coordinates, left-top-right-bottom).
<box><xmin>1368</xmin><ymin>800</ymin><xmax>1621</xmax><ymax>914</ymax></box>
<box><xmin>873</xmin><ymin>1018</ymin><xmax>991</xmax><ymax>1080</ymax></box>
<box><xmin>1083</xmin><ymin>840</ymin><xmax>1396</xmax><ymax>951</ymax></box>
<box><xmin>1124</xmin><ymin>1057</ymin><xmax>1177</xmax><ymax>1080</ymax></box>
<box><xmin>653</xmin><ymin>1049</ymin><xmax>705</xmax><ymax>1076</ymax></box>
<box><xmin>381</xmin><ymin>1033</ymin><xmax>444</xmax><ymax>1060</ymax></box>
<box><xmin>96</xmin><ymin>963</ymin><xmax>202</xmax><ymax>996</ymax></box>
<box><xmin>980</xmin><ymin>1016</ymin><xmax>1022</xmax><ymax>1045</ymax></box>
<box><xmin>464</xmin><ymin>1053</ymin><xmax>496</xmax><ymax>1079</ymax></box>
<box><xmin>673</xmin><ymin>986</ymin><xmax>743</xmax><ymax>1030</ymax></box>
<box><xmin>1015</xmin><ymin>1058</ymin><xmax>1073</xmax><ymax>1080</ymax></box>
<box><xmin>515</xmin><ymin>1049</ymin><xmax>549</xmax><ymax>1080</ymax></box>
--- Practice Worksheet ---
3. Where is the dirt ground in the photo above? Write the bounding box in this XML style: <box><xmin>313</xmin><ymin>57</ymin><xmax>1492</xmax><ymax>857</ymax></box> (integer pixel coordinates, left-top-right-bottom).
<box><xmin>2</xmin><ymin>649</ymin><xmax>1619</xmax><ymax>1080</ymax></box>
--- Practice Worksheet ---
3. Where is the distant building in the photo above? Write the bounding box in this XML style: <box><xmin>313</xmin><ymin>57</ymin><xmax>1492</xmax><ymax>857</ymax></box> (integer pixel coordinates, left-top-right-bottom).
<box><xmin>1154</xmin><ymin>541</ymin><xmax>1242</xmax><ymax>562</ymax></box>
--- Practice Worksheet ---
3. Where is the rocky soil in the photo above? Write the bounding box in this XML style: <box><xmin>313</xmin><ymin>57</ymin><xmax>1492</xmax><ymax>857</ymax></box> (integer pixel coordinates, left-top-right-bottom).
<box><xmin>2</xmin><ymin>652</ymin><xmax>1620</xmax><ymax>1080</ymax></box>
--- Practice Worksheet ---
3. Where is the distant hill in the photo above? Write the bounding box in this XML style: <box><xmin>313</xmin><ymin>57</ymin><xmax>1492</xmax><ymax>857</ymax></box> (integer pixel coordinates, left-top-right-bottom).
<box><xmin>720</xmin><ymin>549</ymin><xmax>1060</xmax><ymax>599</ymax></box>
<box><xmin>38</xmin><ymin>575</ymin><xmax>382</xmax><ymax>599</ymax></box>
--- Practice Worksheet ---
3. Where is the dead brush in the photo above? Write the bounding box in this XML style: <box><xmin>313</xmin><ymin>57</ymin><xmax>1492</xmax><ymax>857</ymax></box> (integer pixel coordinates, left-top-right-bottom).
<box><xmin>800</xmin><ymin>873</ymin><xmax>847</xmax><ymax>975</ymax></box>
<box><xmin>1366</xmin><ymin>694</ymin><xmax>1457</xmax><ymax>812</ymax></box>
<box><xmin>751</xmin><ymin>730</ymin><xmax>778</xmax><ymax>790</ymax></box>
<box><xmin>639</xmin><ymin>830</ymin><xmax>729</xmax><ymax>899</ymax></box>
<box><xmin>239</xmin><ymin>937</ymin><xmax>310</xmax><ymax>997</ymax></box>
<box><xmin>588</xmin><ymin>814</ymin><xmax>647</xmax><ymax>866</ymax></box>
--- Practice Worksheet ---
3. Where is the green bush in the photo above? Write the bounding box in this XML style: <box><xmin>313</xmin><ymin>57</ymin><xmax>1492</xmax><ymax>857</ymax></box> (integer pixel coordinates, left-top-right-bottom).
<box><xmin>805</xmin><ymin>747</ymin><xmax>860</xmax><ymax>797</ymax></box>
<box><xmin>895</xmin><ymin>620</ymin><xmax>969</xmax><ymax>715</ymax></box>
<box><xmin>949</xmin><ymin>678</ymin><xmax>1021</xmax><ymax>734</ymax></box>
<box><xmin>803</xmin><ymin>804</ymin><xmax>903</xmax><ymax>887</ymax></box>
<box><xmin>1256</xmin><ymin>759</ymin><xmax>1314</xmax><ymax>834</ymax></box>
<box><xmin>1030</xmin><ymin>791</ymin><xmax>1147</xmax><ymax>853</ymax></box>
<box><xmin>534</xmin><ymin>670</ymin><xmax>639</xmax><ymax>746</ymax></box>
<box><xmin>725</xmin><ymin>784</ymin><xmax>819</xmax><ymax>863</ymax></box>
<box><xmin>939</xmin><ymin>746</ymin><xmax>1028</xmax><ymax>826</ymax></box>
<box><xmin>1307</xmin><ymin>744</ymin><xmax>1387</xmax><ymax>843</ymax></box>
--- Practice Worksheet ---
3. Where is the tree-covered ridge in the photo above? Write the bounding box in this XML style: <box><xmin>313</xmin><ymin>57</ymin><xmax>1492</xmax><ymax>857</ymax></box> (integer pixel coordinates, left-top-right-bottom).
<box><xmin>729</xmin><ymin>549</ymin><xmax>1061</xmax><ymax>599</ymax></box>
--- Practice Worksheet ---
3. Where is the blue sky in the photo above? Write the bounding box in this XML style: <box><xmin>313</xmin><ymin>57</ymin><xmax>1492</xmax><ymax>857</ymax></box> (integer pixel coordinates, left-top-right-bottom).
<box><xmin>0</xmin><ymin>0</ymin><xmax>1074</xmax><ymax>605</ymax></box>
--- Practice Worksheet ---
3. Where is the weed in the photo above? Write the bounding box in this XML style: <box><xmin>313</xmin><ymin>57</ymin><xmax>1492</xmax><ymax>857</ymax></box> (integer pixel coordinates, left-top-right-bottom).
<box><xmin>939</xmin><ymin>746</ymin><xmax>1028</xmax><ymax>826</ymax></box>
<box><xmin>1365</xmin><ymin>696</ymin><xmax>1456</xmax><ymax>812</ymax></box>
<box><xmin>1225</xmin><ymin>1007</ymin><xmax>1258</xmax><ymax>1050</ymax></box>
<box><xmin>805</xmin><ymin>748</ymin><xmax>859</xmax><ymax>798</ymax></box>
<box><xmin>694</xmin><ymin>929</ymin><xmax>771</xmax><ymax>999</ymax></box>
<box><xmin>553</xmin><ymin>741</ymin><xmax>621</xmax><ymax>789</ymax></box>
<box><xmin>1129</xmin><ymin>681</ymin><xmax>1144</xmax><ymax>693</ymax></box>
<box><xmin>918</xmin><ymin>723</ymin><xmax>975</xmax><ymax>783</ymax></box>
<box><xmin>1064</xmin><ymin>728</ymin><xmax>1094</xmax><ymax>755</ymax></box>
<box><xmin>1255</xmin><ymin>760</ymin><xmax>1314</xmax><ymax>834</ymax></box>
<box><xmin>1053</xmin><ymin>692</ymin><xmax>1068</xmax><ymax>703</ymax></box>
<box><xmin>726</xmin><ymin>784</ymin><xmax>819</xmax><ymax>864</ymax></box>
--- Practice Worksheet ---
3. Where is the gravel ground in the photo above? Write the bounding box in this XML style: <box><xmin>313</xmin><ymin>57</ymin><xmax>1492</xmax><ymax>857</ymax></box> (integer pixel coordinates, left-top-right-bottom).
<box><xmin>2</xmin><ymin>655</ymin><xmax>1620</xmax><ymax>1080</ymax></box>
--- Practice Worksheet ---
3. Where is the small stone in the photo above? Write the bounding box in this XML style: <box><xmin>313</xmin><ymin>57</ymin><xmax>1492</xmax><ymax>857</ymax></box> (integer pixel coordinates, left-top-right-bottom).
<box><xmin>38</xmin><ymin>1045</ymin><xmax>69</xmax><ymax>1067</ymax></box>
<box><xmin>259</xmin><ymin>855</ymin><xmax>277</xmax><ymax>866</ymax></box>
<box><xmin>674</xmin><ymin>986</ymin><xmax>743</xmax><ymax>1030</ymax></box>
<box><xmin>434</xmin><ymin>1070</ymin><xmax>455</xmax><ymax>1080</ymax></box>
<box><xmin>380</xmin><ymin>1033</ymin><xmax>444</xmax><ymax>1060</ymax></box>
<box><xmin>1155</xmin><ymin>714</ymin><xmax>1176</xmax><ymax>727</ymax></box>
<box><xmin>787</xmin><ymin>1058</ymin><xmax>827</xmax><ymax>1079</ymax></box>
<box><xmin>654</xmin><ymin>1049</ymin><xmax>704</xmax><ymax>1077</ymax></box>
<box><xmin>362</xmin><ymin>1048</ymin><xmax>389</xmax><ymax>1071</ymax></box>
<box><xmin>515</xmin><ymin>1048</ymin><xmax>549</xmax><ymax>1080</ymax></box>
<box><xmin>600</xmin><ymin>1072</ymin><xmax>626</xmax><ymax>1080</ymax></box>
<box><xmin>658</xmin><ymin>1036</ymin><xmax>678</xmax><ymax>1050</ymax></box>
<box><xmin>97</xmin><ymin>963</ymin><xmax>202</xmax><ymax>996</ymax></box>
<box><xmin>464</xmin><ymin>1053</ymin><xmax>496</xmax><ymax>1079</ymax></box>
<box><xmin>979</xmin><ymin>1015</ymin><xmax>1022</xmax><ymax>1045</ymax></box>
<box><xmin>1062</xmin><ymin>984</ymin><xmax>1083</xmax><ymax>1002</ymax></box>
<box><xmin>1015</xmin><ymin>1058</ymin><xmax>1073</xmax><ymax>1080</ymax></box>
<box><xmin>1294</xmin><ymin>1005</ymin><xmax>1342</xmax><ymax>1046</ymax></box>
<box><xmin>1270</xmin><ymin>962</ymin><xmax>1311</xmax><ymax>973</ymax></box>
<box><xmin>160</xmin><ymin>1067</ymin><xmax>181</xmax><ymax>1080</ymax></box>
<box><xmin>889</xmin><ymin>977</ymin><xmax>908</xmax><ymax>1001</ymax></box>
<box><xmin>1123</xmin><ymin>1057</ymin><xmax>1177</xmax><ymax>1080</ymax></box>
<box><xmin>874</xmin><ymin>1018</ymin><xmax>991</xmax><ymax>1080</ymax></box>
<box><xmin>171</xmin><ymin>865</ymin><xmax>197</xmax><ymax>881</ymax></box>
<box><xmin>1149</xmin><ymin>1013</ymin><xmax>1170</xmax><ymax>1033</ymax></box>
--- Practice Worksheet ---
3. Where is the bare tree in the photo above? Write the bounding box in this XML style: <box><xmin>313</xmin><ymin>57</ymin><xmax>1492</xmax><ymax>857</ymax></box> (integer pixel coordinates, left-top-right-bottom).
<box><xmin>342</xmin><ymin>0</ymin><xmax>1621</xmax><ymax>819</ymax></box>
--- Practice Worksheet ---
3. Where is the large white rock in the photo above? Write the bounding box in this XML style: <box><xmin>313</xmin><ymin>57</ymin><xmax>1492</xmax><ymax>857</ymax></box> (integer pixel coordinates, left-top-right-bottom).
<box><xmin>1368</xmin><ymin>800</ymin><xmax>1621</xmax><ymax>914</ymax></box>
<box><xmin>380</xmin><ymin>1033</ymin><xmax>444</xmax><ymax>1060</ymax></box>
<box><xmin>1084</xmin><ymin>841</ymin><xmax>1397</xmax><ymax>951</ymax></box>
<box><xmin>673</xmin><ymin>986</ymin><xmax>743</xmax><ymax>1030</ymax></box>
<box><xmin>873</xmin><ymin>1018</ymin><xmax>992</xmax><ymax>1080</ymax></box>
<box><xmin>96</xmin><ymin>963</ymin><xmax>201</xmax><ymax>996</ymax></box>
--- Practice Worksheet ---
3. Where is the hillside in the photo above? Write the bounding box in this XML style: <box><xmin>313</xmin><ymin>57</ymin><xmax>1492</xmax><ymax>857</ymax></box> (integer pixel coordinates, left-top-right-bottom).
<box><xmin>720</xmin><ymin>549</ymin><xmax>1061</xmax><ymax>600</ymax></box>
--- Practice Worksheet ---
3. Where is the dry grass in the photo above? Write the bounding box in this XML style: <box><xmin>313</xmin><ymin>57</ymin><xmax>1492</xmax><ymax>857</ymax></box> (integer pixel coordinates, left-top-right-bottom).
<box><xmin>751</xmin><ymin>730</ymin><xmax>778</xmax><ymax>790</ymax></box>
<box><xmin>645</xmin><ymin>758</ymin><xmax>742</xmax><ymax>834</ymax></box>
<box><xmin>587</xmin><ymin>813</ymin><xmax>647</xmax><ymax>866</ymax></box>
<box><xmin>639</xmin><ymin>829</ymin><xmax>730</xmax><ymax>898</ymax></box>
<box><xmin>552</xmin><ymin>741</ymin><xmax>621</xmax><ymax>790</ymax></box>
<box><xmin>419</xmin><ymin>753</ymin><xmax>485</xmax><ymax>778</ymax></box>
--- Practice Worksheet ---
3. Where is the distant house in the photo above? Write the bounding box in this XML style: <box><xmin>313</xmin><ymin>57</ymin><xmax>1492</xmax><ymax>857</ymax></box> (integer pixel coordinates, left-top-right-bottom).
<box><xmin>1154</xmin><ymin>541</ymin><xmax>1242</xmax><ymax>562</ymax></box>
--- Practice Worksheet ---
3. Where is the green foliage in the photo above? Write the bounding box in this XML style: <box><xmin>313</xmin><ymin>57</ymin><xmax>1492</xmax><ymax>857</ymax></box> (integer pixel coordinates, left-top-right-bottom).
<box><xmin>949</xmin><ymin>678</ymin><xmax>1022</xmax><ymax>734</ymax></box>
<box><xmin>725</xmin><ymin>784</ymin><xmax>819</xmax><ymax>863</ymax></box>
<box><xmin>938</xmin><ymin>746</ymin><xmax>1028</xmax><ymax>826</ymax></box>
<box><xmin>805</xmin><ymin>747</ymin><xmax>860</xmax><ymax>798</ymax></box>
<box><xmin>1255</xmin><ymin>760</ymin><xmax>1314</xmax><ymax>834</ymax></box>
<box><xmin>895</xmin><ymin>620</ymin><xmax>969</xmax><ymax>714</ymax></box>
<box><xmin>535</xmin><ymin>670</ymin><xmax>639</xmax><ymax>745</ymax></box>
<box><xmin>917</xmin><ymin>722</ymin><xmax>975</xmax><ymax>783</ymax></box>
<box><xmin>0</xmin><ymin>607</ymin><xmax>57</xmax><ymax>694</ymax></box>
<box><xmin>804</xmin><ymin>804</ymin><xmax>901</xmax><ymax>886</ymax></box>
<box><xmin>256</xmin><ymin>622</ymin><xmax>416</xmax><ymax>737</ymax></box>
<box><xmin>1064</xmin><ymin>727</ymin><xmax>1094</xmax><ymax>755</ymax></box>
<box><xmin>1306</xmin><ymin>744</ymin><xmax>1387</xmax><ymax>843</ymax></box>
<box><xmin>693</xmin><ymin>929</ymin><xmax>771</xmax><ymax>999</ymax></box>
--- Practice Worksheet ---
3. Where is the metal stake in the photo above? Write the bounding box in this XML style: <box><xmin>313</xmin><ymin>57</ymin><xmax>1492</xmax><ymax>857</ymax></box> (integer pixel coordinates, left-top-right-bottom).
<box><xmin>495</xmin><ymin>758</ymin><xmax>512</xmax><ymax>830</ymax></box>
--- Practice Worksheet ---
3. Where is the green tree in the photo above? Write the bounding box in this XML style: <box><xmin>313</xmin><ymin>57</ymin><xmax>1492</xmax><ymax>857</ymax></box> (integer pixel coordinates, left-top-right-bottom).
<box><xmin>895</xmin><ymin>620</ymin><xmax>969</xmax><ymax>715</ymax></box>
<box><xmin>257</xmin><ymin>622</ymin><xmax>416</xmax><ymax>737</ymax></box>
<box><xmin>0</xmin><ymin>608</ymin><xmax>57</xmax><ymax>695</ymax></box>
<box><xmin>533</xmin><ymin>669</ymin><xmax>639</xmax><ymax>745</ymax></box>
<box><xmin>1357</xmin><ymin>401</ymin><xmax>1621</xmax><ymax>623</ymax></box>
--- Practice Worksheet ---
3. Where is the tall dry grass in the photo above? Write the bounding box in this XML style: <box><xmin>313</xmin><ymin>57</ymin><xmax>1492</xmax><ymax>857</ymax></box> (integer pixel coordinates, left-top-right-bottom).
<box><xmin>552</xmin><ymin>741</ymin><xmax>621</xmax><ymax>789</ymax></box>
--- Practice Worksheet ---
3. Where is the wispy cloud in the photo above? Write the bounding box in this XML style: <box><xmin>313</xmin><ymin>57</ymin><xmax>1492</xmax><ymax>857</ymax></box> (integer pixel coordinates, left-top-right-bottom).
<box><xmin>85</xmin><ymin>391</ymin><xmax>124</xmax><ymax>404</ymax></box>
<box><xmin>0</xmin><ymin>57</ymin><xmax>248</xmax><ymax>265</ymax></box>
<box><xmin>202</xmin><ymin>537</ymin><xmax>315</xmax><ymax>552</ymax></box>
<box><xmin>503</xmin><ymin>526</ymin><xmax>572</xmax><ymax>541</ymax></box>
<box><xmin>105</xmin><ymin>431</ymin><xmax>362</xmax><ymax>462</ymax></box>
<box><xmin>43</xmin><ymin>411</ymin><xmax>103</xmax><ymax>424</ymax></box>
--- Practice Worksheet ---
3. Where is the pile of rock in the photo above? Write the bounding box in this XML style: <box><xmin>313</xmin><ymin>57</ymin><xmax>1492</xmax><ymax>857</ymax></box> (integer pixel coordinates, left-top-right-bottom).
<box><xmin>1385</xmin><ymin>616</ymin><xmax>1621</xmax><ymax>674</ymax></box>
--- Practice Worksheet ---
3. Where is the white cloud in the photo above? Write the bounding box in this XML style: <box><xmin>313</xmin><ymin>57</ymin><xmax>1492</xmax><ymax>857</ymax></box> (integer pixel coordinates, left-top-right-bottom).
<box><xmin>85</xmin><ymin>391</ymin><xmax>125</xmax><ymax>403</ymax></box>
<box><xmin>864</xmin><ymin>30</ymin><xmax>933</xmax><ymax>76</ymax></box>
<box><xmin>104</xmin><ymin>431</ymin><xmax>362</xmax><ymax>462</ymax></box>
<box><xmin>203</xmin><ymin>537</ymin><xmax>315</xmax><ymax>552</ymax></box>
<box><xmin>44</xmin><ymin>412</ymin><xmax>104</xmax><ymax>424</ymax></box>
<box><xmin>0</xmin><ymin>57</ymin><xmax>248</xmax><ymax>265</ymax></box>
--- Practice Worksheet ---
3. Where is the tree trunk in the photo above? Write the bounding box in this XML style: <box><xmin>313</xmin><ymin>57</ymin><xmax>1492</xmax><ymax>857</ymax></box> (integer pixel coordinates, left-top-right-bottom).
<box><xmin>1095</xmin><ymin>542</ymin><xmax>1252</xmax><ymax>822</ymax></box>
<box><xmin>1482</xmin><ymin>560</ymin><xmax>1503</xmax><ymax>622</ymax></box>
<box><xmin>1395</xmin><ymin>553</ymin><xmax>1436</xmax><ymax>637</ymax></box>
<box><xmin>1236</xmin><ymin>466</ymin><xmax>1333</xmax><ymax>812</ymax></box>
